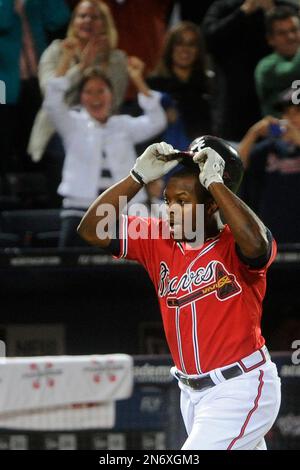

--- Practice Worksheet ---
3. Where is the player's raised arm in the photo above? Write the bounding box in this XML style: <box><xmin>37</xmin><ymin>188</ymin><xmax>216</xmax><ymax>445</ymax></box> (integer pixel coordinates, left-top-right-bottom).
<box><xmin>193</xmin><ymin>147</ymin><xmax>269</xmax><ymax>259</ymax></box>
<box><xmin>77</xmin><ymin>175</ymin><xmax>141</xmax><ymax>248</ymax></box>
<box><xmin>77</xmin><ymin>142</ymin><xmax>181</xmax><ymax>247</ymax></box>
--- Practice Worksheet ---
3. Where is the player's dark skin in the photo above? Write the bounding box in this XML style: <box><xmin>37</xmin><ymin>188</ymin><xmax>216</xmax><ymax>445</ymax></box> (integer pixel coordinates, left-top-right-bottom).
<box><xmin>163</xmin><ymin>174</ymin><xmax>219</xmax><ymax>242</ymax></box>
<box><xmin>78</xmin><ymin>172</ymin><xmax>269</xmax><ymax>259</ymax></box>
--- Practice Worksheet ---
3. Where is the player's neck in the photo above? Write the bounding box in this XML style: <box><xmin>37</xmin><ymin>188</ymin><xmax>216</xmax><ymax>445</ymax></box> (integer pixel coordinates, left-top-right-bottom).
<box><xmin>204</xmin><ymin>216</ymin><xmax>224</xmax><ymax>241</ymax></box>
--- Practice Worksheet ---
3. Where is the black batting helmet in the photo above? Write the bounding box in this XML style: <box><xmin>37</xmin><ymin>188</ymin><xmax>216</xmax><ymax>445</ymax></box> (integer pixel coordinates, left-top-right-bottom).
<box><xmin>178</xmin><ymin>135</ymin><xmax>244</xmax><ymax>194</ymax></box>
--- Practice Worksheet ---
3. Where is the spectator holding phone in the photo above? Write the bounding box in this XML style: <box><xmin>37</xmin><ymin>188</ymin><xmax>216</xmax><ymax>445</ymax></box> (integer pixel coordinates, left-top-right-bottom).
<box><xmin>239</xmin><ymin>88</ymin><xmax>300</xmax><ymax>243</ymax></box>
<box><xmin>202</xmin><ymin>0</ymin><xmax>299</xmax><ymax>141</ymax></box>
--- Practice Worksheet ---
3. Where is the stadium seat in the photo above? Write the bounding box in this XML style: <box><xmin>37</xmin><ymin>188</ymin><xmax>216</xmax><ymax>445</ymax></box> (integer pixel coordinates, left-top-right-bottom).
<box><xmin>5</xmin><ymin>173</ymin><xmax>50</xmax><ymax>208</ymax></box>
<box><xmin>0</xmin><ymin>209</ymin><xmax>61</xmax><ymax>248</ymax></box>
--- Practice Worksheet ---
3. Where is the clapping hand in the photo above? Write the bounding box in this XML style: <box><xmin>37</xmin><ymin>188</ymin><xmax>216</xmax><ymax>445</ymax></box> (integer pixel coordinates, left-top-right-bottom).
<box><xmin>80</xmin><ymin>38</ymin><xmax>101</xmax><ymax>69</ymax></box>
<box><xmin>61</xmin><ymin>38</ymin><xmax>80</xmax><ymax>61</ymax></box>
<box><xmin>127</xmin><ymin>56</ymin><xmax>145</xmax><ymax>81</ymax></box>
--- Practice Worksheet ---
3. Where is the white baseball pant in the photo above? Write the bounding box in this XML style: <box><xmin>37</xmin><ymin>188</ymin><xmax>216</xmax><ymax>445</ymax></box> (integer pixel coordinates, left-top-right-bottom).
<box><xmin>177</xmin><ymin>360</ymin><xmax>281</xmax><ymax>450</ymax></box>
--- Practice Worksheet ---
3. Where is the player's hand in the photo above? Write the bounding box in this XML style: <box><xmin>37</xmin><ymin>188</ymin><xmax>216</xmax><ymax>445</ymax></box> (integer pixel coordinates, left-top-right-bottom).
<box><xmin>193</xmin><ymin>147</ymin><xmax>225</xmax><ymax>190</ymax></box>
<box><xmin>130</xmin><ymin>142</ymin><xmax>182</xmax><ymax>185</ymax></box>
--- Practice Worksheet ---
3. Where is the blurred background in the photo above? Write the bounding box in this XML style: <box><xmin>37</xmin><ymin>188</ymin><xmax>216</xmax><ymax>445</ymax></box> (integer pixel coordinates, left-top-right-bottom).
<box><xmin>0</xmin><ymin>0</ymin><xmax>299</xmax><ymax>450</ymax></box>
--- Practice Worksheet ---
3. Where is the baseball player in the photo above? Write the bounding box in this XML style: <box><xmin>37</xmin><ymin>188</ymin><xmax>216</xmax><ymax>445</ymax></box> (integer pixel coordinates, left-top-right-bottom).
<box><xmin>78</xmin><ymin>137</ymin><xmax>281</xmax><ymax>450</ymax></box>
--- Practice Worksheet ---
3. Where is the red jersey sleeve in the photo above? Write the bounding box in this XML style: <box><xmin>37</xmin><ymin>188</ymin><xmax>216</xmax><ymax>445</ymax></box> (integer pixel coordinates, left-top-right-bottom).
<box><xmin>114</xmin><ymin>215</ymin><xmax>155</xmax><ymax>269</ymax></box>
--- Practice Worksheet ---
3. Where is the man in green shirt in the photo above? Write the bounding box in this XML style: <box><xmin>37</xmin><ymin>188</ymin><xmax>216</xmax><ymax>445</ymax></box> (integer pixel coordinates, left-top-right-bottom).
<box><xmin>255</xmin><ymin>6</ymin><xmax>300</xmax><ymax>116</ymax></box>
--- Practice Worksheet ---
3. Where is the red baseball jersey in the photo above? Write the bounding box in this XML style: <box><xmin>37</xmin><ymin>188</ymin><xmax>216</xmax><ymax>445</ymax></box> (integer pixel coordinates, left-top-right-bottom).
<box><xmin>116</xmin><ymin>216</ymin><xmax>277</xmax><ymax>374</ymax></box>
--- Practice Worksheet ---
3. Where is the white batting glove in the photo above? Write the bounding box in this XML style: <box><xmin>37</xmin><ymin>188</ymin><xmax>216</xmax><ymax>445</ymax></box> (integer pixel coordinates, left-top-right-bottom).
<box><xmin>130</xmin><ymin>142</ymin><xmax>181</xmax><ymax>185</ymax></box>
<box><xmin>193</xmin><ymin>147</ymin><xmax>225</xmax><ymax>190</ymax></box>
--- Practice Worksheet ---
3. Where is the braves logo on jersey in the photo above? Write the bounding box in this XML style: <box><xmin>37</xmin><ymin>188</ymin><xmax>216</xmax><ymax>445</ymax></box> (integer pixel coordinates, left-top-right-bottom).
<box><xmin>158</xmin><ymin>260</ymin><xmax>242</xmax><ymax>308</ymax></box>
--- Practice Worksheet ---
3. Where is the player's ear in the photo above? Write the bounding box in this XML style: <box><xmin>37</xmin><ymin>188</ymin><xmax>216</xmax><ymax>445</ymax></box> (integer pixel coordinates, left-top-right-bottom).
<box><xmin>206</xmin><ymin>198</ymin><xmax>218</xmax><ymax>216</ymax></box>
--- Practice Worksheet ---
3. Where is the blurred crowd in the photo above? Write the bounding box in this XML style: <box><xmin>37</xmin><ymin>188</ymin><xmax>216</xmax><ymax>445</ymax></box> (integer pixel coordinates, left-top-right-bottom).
<box><xmin>0</xmin><ymin>0</ymin><xmax>300</xmax><ymax>247</ymax></box>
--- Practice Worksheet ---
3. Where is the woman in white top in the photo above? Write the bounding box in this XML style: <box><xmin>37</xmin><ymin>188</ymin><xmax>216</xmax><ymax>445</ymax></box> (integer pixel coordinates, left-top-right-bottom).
<box><xmin>28</xmin><ymin>0</ymin><xmax>128</xmax><ymax>205</ymax></box>
<box><xmin>44</xmin><ymin>57</ymin><xmax>167</xmax><ymax>246</ymax></box>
